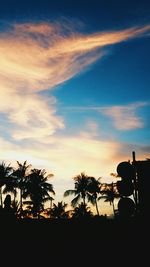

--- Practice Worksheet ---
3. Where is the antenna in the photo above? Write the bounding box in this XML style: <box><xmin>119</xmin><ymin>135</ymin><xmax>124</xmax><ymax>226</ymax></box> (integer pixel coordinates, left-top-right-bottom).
<box><xmin>132</xmin><ymin>151</ymin><xmax>136</xmax><ymax>163</ymax></box>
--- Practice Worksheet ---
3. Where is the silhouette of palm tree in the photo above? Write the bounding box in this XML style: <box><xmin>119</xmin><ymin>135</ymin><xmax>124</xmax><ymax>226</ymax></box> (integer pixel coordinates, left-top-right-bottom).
<box><xmin>0</xmin><ymin>161</ymin><xmax>13</xmax><ymax>208</ymax></box>
<box><xmin>4</xmin><ymin>194</ymin><xmax>11</xmax><ymax>210</ymax></box>
<box><xmin>13</xmin><ymin>160</ymin><xmax>31</xmax><ymax>217</ymax></box>
<box><xmin>64</xmin><ymin>172</ymin><xmax>90</xmax><ymax>209</ymax></box>
<box><xmin>3</xmin><ymin>172</ymin><xmax>18</xmax><ymax>207</ymax></box>
<box><xmin>87</xmin><ymin>177</ymin><xmax>101</xmax><ymax>216</ymax></box>
<box><xmin>23</xmin><ymin>168</ymin><xmax>55</xmax><ymax>218</ymax></box>
<box><xmin>48</xmin><ymin>195</ymin><xmax>54</xmax><ymax>218</ymax></box>
<box><xmin>99</xmin><ymin>182</ymin><xmax>120</xmax><ymax>217</ymax></box>
<box><xmin>51</xmin><ymin>201</ymin><xmax>68</xmax><ymax>219</ymax></box>
<box><xmin>72</xmin><ymin>202</ymin><xmax>93</xmax><ymax>218</ymax></box>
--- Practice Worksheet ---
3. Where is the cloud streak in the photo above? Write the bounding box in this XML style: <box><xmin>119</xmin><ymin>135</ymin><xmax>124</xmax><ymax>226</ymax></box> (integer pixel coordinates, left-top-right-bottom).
<box><xmin>62</xmin><ymin>102</ymin><xmax>149</xmax><ymax>130</ymax></box>
<box><xmin>100</xmin><ymin>102</ymin><xmax>149</xmax><ymax>130</ymax></box>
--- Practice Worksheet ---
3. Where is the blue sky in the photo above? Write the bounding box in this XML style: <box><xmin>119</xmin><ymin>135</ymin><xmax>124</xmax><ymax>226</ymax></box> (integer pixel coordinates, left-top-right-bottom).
<box><xmin>0</xmin><ymin>0</ymin><xmax>150</xmax><ymax>215</ymax></box>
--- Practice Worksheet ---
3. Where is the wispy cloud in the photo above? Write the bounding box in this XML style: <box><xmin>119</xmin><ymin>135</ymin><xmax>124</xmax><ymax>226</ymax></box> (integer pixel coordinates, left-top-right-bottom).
<box><xmin>100</xmin><ymin>102</ymin><xmax>149</xmax><ymax>130</ymax></box>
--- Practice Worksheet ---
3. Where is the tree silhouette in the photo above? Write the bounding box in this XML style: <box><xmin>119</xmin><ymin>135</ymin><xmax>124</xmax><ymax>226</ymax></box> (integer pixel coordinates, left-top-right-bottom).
<box><xmin>47</xmin><ymin>196</ymin><xmax>54</xmax><ymax>218</ymax></box>
<box><xmin>51</xmin><ymin>201</ymin><xmax>68</xmax><ymax>219</ymax></box>
<box><xmin>13</xmin><ymin>160</ymin><xmax>31</xmax><ymax>217</ymax></box>
<box><xmin>0</xmin><ymin>162</ymin><xmax>13</xmax><ymax>208</ymax></box>
<box><xmin>4</xmin><ymin>194</ymin><xmax>11</xmax><ymax>209</ymax></box>
<box><xmin>99</xmin><ymin>182</ymin><xmax>120</xmax><ymax>217</ymax></box>
<box><xmin>23</xmin><ymin>168</ymin><xmax>55</xmax><ymax>218</ymax></box>
<box><xmin>87</xmin><ymin>177</ymin><xmax>101</xmax><ymax>216</ymax></box>
<box><xmin>72</xmin><ymin>202</ymin><xmax>93</xmax><ymax>218</ymax></box>
<box><xmin>3</xmin><ymin>171</ymin><xmax>18</xmax><ymax>208</ymax></box>
<box><xmin>64</xmin><ymin>172</ymin><xmax>90</xmax><ymax>210</ymax></box>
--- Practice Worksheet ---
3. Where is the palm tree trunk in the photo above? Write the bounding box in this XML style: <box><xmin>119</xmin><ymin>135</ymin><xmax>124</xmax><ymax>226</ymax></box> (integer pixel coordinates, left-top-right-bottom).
<box><xmin>83</xmin><ymin>197</ymin><xmax>86</xmax><ymax>207</ymax></box>
<box><xmin>95</xmin><ymin>199</ymin><xmax>99</xmax><ymax>216</ymax></box>
<box><xmin>0</xmin><ymin>187</ymin><xmax>3</xmax><ymax>208</ymax></box>
<box><xmin>49</xmin><ymin>199</ymin><xmax>53</xmax><ymax>218</ymax></box>
<box><xmin>83</xmin><ymin>195</ymin><xmax>86</xmax><ymax>206</ymax></box>
<box><xmin>83</xmin><ymin>196</ymin><xmax>86</xmax><ymax>215</ymax></box>
<box><xmin>20</xmin><ymin>188</ymin><xmax>22</xmax><ymax>218</ymax></box>
<box><xmin>112</xmin><ymin>201</ymin><xmax>115</xmax><ymax>217</ymax></box>
<box><xmin>13</xmin><ymin>192</ymin><xmax>17</xmax><ymax>213</ymax></box>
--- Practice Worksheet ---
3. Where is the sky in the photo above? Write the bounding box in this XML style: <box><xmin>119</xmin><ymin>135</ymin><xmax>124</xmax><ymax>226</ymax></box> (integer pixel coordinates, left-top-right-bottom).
<box><xmin>0</xmin><ymin>0</ymin><xmax>150</xmax><ymax>215</ymax></box>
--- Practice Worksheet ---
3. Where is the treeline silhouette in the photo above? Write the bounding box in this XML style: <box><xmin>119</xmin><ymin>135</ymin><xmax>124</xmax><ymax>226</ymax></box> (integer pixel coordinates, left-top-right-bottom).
<box><xmin>0</xmin><ymin>155</ymin><xmax>149</xmax><ymax>242</ymax></box>
<box><xmin>0</xmin><ymin>160</ymin><xmax>122</xmax><ymax>221</ymax></box>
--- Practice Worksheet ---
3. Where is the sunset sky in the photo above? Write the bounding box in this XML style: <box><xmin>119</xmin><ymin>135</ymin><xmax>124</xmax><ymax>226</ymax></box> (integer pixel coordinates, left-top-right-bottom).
<box><xmin>0</xmin><ymin>0</ymin><xmax>150</xmax><ymax>215</ymax></box>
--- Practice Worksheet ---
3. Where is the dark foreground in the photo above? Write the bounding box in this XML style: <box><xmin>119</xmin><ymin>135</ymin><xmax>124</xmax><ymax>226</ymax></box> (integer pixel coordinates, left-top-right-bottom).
<box><xmin>1</xmin><ymin>216</ymin><xmax>149</xmax><ymax>241</ymax></box>
<box><xmin>1</xmin><ymin>217</ymin><xmax>149</xmax><ymax>265</ymax></box>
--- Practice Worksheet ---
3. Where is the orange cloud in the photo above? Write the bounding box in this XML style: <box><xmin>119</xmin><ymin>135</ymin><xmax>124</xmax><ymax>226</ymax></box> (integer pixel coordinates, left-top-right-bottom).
<box><xmin>54</xmin><ymin>25</ymin><xmax>150</xmax><ymax>54</ymax></box>
<box><xmin>100</xmin><ymin>102</ymin><xmax>149</xmax><ymax>130</ymax></box>
<box><xmin>0</xmin><ymin>22</ymin><xmax>150</xmax><ymax>93</ymax></box>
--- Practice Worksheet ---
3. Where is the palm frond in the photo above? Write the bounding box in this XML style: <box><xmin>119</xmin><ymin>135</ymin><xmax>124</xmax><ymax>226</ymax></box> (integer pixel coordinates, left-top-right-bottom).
<box><xmin>87</xmin><ymin>193</ymin><xmax>96</xmax><ymax>205</ymax></box>
<box><xmin>64</xmin><ymin>189</ymin><xmax>76</xmax><ymax>197</ymax></box>
<box><xmin>71</xmin><ymin>194</ymin><xmax>81</xmax><ymax>207</ymax></box>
